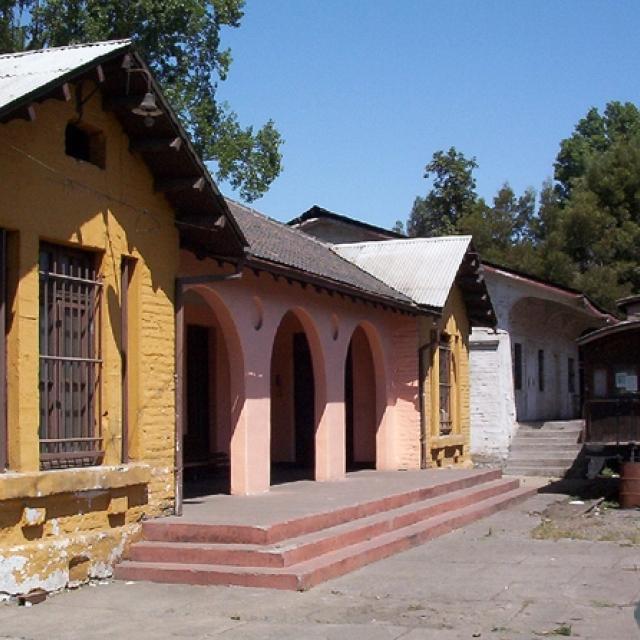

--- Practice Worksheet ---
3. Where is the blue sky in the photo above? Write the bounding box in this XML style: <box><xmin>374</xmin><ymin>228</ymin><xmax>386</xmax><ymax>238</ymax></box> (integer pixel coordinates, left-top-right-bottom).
<box><xmin>217</xmin><ymin>1</ymin><xmax>640</xmax><ymax>229</ymax></box>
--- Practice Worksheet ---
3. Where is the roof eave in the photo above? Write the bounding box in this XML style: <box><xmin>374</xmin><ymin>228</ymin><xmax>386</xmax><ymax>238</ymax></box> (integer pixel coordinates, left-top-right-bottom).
<box><xmin>0</xmin><ymin>42</ymin><xmax>249</xmax><ymax>256</ymax></box>
<box><xmin>245</xmin><ymin>255</ymin><xmax>420</xmax><ymax>314</ymax></box>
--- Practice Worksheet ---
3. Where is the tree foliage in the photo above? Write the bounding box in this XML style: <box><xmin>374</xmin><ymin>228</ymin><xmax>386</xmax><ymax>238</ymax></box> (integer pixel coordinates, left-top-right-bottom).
<box><xmin>405</xmin><ymin>101</ymin><xmax>640</xmax><ymax>311</ymax></box>
<box><xmin>1</xmin><ymin>0</ymin><xmax>283</xmax><ymax>201</ymax></box>
<box><xmin>407</xmin><ymin>147</ymin><xmax>478</xmax><ymax>236</ymax></box>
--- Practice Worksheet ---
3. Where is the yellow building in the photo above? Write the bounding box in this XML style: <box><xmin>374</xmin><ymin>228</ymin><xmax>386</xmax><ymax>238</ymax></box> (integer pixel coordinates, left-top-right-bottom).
<box><xmin>334</xmin><ymin>236</ymin><xmax>495</xmax><ymax>468</ymax></box>
<box><xmin>0</xmin><ymin>40</ymin><xmax>244</xmax><ymax>594</ymax></box>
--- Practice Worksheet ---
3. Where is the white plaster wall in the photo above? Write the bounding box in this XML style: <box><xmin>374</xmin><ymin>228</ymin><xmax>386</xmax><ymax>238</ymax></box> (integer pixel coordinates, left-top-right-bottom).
<box><xmin>470</xmin><ymin>268</ymin><xmax>606</xmax><ymax>461</ymax></box>
<box><xmin>470</xmin><ymin>328</ymin><xmax>516</xmax><ymax>461</ymax></box>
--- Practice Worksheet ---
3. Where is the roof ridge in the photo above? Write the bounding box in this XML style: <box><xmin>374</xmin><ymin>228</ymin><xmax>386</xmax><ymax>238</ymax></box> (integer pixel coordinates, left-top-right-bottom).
<box><xmin>336</xmin><ymin>235</ymin><xmax>472</xmax><ymax>249</ymax></box>
<box><xmin>224</xmin><ymin>197</ymin><xmax>416</xmax><ymax>306</ymax></box>
<box><xmin>225</xmin><ymin>196</ymin><xmax>337</xmax><ymax>250</ymax></box>
<box><xmin>0</xmin><ymin>39</ymin><xmax>131</xmax><ymax>61</ymax></box>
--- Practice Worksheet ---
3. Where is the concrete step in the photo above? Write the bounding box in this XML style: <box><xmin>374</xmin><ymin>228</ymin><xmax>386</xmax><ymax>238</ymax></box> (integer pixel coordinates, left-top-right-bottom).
<box><xmin>516</xmin><ymin>430</ymin><xmax>581</xmax><ymax>439</ymax></box>
<box><xmin>128</xmin><ymin>478</ymin><xmax>519</xmax><ymax>568</ymax></box>
<box><xmin>141</xmin><ymin>469</ymin><xmax>502</xmax><ymax>545</ymax></box>
<box><xmin>504</xmin><ymin>466</ymin><xmax>571</xmax><ymax>478</ymax></box>
<box><xmin>510</xmin><ymin>443</ymin><xmax>582</xmax><ymax>453</ymax></box>
<box><xmin>114</xmin><ymin>486</ymin><xmax>534</xmax><ymax>590</ymax></box>
<box><xmin>506</xmin><ymin>457</ymin><xmax>578</xmax><ymax>467</ymax></box>
<box><xmin>518</xmin><ymin>420</ymin><xmax>584</xmax><ymax>430</ymax></box>
<box><xmin>508</xmin><ymin>451</ymin><xmax>582</xmax><ymax>462</ymax></box>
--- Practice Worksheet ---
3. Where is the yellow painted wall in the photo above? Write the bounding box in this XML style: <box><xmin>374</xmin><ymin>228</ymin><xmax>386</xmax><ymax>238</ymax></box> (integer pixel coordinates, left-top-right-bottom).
<box><xmin>420</xmin><ymin>286</ymin><xmax>472</xmax><ymax>468</ymax></box>
<box><xmin>0</xmin><ymin>84</ymin><xmax>179</xmax><ymax>593</ymax></box>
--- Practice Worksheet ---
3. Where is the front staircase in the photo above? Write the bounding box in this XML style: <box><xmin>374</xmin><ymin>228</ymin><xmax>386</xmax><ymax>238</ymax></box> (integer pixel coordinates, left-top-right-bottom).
<box><xmin>114</xmin><ymin>469</ymin><xmax>533</xmax><ymax>590</ymax></box>
<box><xmin>505</xmin><ymin>420</ymin><xmax>584</xmax><ymax>477</ymax></box>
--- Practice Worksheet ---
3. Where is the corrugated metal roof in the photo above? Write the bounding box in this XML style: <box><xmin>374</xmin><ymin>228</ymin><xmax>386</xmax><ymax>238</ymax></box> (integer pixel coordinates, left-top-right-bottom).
<box><xmin>0</xmin><ymin>39</ymin><xmax>131</xmax><ymax>112</ymax></box>
<box><xmin>225</xmin><ymin>199</ymin><xmax>415</xmax><ymax>307</ymax></box>
<box><xmin>334</xmin><ymin>236</ymin><xmax>473</xmax><ymax>309</ymax></box>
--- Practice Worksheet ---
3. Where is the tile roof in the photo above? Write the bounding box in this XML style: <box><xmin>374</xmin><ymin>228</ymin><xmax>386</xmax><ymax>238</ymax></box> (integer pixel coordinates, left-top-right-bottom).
<box><xmin>225</xmin><ymin>199</ymin><xmax>415</xmax><ymax>308</ymax></box>
<box><xmin>334</xmin><ymin>236</ymin><xmax>473</xmax><ymax>310</ymax></box>
<box><xmin>0</xmin><ymin>40</ymin><xmax>131</xmax><ymax>114</ymax></box>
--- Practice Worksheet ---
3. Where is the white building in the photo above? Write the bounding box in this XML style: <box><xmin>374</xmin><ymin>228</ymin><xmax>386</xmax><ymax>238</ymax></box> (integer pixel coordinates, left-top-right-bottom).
<box><xmin>470</xmin><ymin>263</ymin><xmax>614</xmax><ymax>463</ymax></box>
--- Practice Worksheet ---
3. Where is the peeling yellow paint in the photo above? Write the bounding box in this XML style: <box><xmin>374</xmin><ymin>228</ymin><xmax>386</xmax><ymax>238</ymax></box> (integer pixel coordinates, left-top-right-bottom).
<box><xmin>0</xmin><ymin>84</ymin><xmax>178</xmax><ymax>595</ymax></box>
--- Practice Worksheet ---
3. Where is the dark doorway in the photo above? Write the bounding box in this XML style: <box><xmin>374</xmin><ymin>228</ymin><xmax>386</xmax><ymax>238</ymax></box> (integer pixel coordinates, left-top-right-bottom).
<box><xmin>184</xmin><ymin>324</ymin><xmax>210</xmax><ymax>466</ymax></box>
<box><xmin>293</xmin><ymin>332</ymin><xmax>315</xmax><ymax>468</ymax></box>
<box><xmin>344</xmin><ymin>327</ymin><xmax>376</xmax><ymax>470</ymax></box>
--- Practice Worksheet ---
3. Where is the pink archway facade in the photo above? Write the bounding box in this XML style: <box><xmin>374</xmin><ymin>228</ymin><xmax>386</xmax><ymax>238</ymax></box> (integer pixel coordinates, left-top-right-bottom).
<box><xmin>179</xmin><ymin>251</ymin><xmax>421</xmax><ymax>495</ymax></box>
<box><xmin>345</xmin><ymin>322</ymin><xmax>390</xmax><ymax>469</ymax></box>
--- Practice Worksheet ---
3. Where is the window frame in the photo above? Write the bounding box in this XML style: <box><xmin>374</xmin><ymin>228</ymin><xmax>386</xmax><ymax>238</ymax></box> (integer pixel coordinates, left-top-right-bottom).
<box><xmin>39</xmin><ymin>243</ymin><xmax>103</xmax><ymax>469</ymax></box>
<box><xmin>438</xmin><ymin>334</ymin><xmax>453</xmax><ymax>436</ymax></box>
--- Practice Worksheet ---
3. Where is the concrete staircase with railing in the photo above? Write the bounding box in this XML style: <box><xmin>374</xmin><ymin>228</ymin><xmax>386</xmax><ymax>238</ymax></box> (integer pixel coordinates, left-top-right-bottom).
<box><xmin>505</xmin><ymin>420</ymin><xmax>584</xmax><ymax>477</ymax></box>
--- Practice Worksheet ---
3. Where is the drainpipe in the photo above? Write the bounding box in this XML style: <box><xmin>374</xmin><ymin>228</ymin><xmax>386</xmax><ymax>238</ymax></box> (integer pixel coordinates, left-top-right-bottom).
<box><xmin>173</xmin><ymin>260</ymin><xmax>244</xmax><ymax>516</ymax></box>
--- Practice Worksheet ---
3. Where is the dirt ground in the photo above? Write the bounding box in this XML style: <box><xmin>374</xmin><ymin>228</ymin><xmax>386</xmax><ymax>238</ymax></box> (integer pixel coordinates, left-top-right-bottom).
<box><xmin>533</xmin><ymin>478</ymin><xmax>640</xmax><ymax>545</ymax></box>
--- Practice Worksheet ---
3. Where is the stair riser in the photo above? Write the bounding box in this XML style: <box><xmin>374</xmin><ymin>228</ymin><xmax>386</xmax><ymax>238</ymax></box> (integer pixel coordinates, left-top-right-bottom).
<box><xmin>517</xmin><ymin>431</ymin><xmax>581</xmax><ymax>437</ymax></box>
<box><xmin>505</xmin><ymin>469</ymin><xmax>570</xmax><ymax>477</ymax></box>
<box><xmin>511</xmin><ymin>444</ymin><xmax>582</xmax><ymax>451</ymax></box>
<box><xmin>285</xmin><ymin>479</ymin><xmax>519</xmax><ymax>567</ymax></box>
<box><xmin>130</xmin><ymin>479</ymin><xmax>520</xmax><ymax>568</ymax></box>
<box><xmin>116</xmin><ymin>489</ymin><xmax>534</xmax><ymax>591</ymax></box>
<box><xmin>507</xmin><ymin>459</ymin><xmax>578</xmax><ymax>467</ymax></box>
<box><xmin>302</xmin><ymin>490</ymin><xmax>533</xmax><ymax>590</ymax></box>
<box><xmin>113</xmin><ymin>564</ymin><xmax>300</xmax><ymax>590</ymax></box>
<box><xmin>142</xmin><ymin>470</ymin><xmax>502</xmax><ymax>545</ymax></box>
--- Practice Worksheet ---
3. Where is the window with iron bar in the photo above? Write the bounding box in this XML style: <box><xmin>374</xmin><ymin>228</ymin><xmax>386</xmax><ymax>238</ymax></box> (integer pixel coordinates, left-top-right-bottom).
<box><xmin>438</xmin><ymin>334</ymin><xmax>453</xmax><ymax>435</ymax></box>
<box><xmin>39</xmin><ymin>243</ymin><xmax>103</xmax><ymax>469</ymax></box>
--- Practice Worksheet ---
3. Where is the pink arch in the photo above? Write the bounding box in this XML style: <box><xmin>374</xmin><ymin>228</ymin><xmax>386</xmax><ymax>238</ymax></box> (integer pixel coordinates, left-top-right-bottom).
<box><xmin>347</xmin><ymin>321</ymin><xmax>388</xmax><ymax>469</ymax></box>
<box><xmin>271</xmin><ymin>307</ymin><xmax>327</xmax><ymax>479</ymax></box>
<box><xmin>186</xmin><ymin>285</ymin><xmax>246</xmax><ymax>479</ymax></box>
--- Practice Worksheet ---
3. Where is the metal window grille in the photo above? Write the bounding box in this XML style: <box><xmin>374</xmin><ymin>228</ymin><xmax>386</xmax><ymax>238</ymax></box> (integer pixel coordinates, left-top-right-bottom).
<box><xmin>39</xmin><ymin>244</ymin><xmax>103</xmax><ymax>469</ymax></box>
<box><xmin>438</xmin><ymin>337</ymin><xmax>452</xmax><ymax>435</ymax></box>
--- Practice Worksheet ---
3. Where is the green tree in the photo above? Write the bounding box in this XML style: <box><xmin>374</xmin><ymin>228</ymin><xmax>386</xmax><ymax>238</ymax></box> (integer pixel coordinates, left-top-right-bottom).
<box><xmin>550</xmin><ymin>101</ymin><xmax>640</xmax><ymax>307</ymax></box>
<box><xmin>457</xmin><ymin>183</ymin><xmax>540</xmax><ymax>272</ymax></box>
<box><xmin>1</xmin><ymin>0</ymin><xmax>282</xmax><ymax>201</ymax></box>
<box><xmin>391</xmin><ymin>219</ymin><xmax>405</xmax><ymax>235</ymax></box>
<box><xmin>407</xmin><ymin>147</ymin><xmax>478</xmax><ymax>236</ymax></box>
<box><xmin>554</xmin><ymin>101</ymin><xmax>640</xmax><ymax>200</ymax></box>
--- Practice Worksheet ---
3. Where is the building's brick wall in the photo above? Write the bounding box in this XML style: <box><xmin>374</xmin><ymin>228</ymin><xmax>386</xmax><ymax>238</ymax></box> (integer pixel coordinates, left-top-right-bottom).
<box><xmin>0</xmin><ymin>84</ymin><xmax>178</xmax><ymax>594</ymax></box>
<box><xmin>391</xmin><ymin>319</ymin><xmax>420</xmax><ymax>469</ymax></box>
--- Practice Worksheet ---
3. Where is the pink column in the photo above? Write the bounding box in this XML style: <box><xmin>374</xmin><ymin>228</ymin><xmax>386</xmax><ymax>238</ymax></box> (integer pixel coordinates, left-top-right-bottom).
<box><xmin>314</xmin><ymin>337</ymin><xmax>346</xmax><ymax>482</ymax></box>
<box><xmin>230</xmin><ymin>342</ymin><xmax>272</xmax><ymax>495</ymax></box>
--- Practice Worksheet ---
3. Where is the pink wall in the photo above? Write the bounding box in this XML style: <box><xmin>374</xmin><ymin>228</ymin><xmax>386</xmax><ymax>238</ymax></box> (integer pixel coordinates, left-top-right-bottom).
<box><xmin>179</xmin><ymin>251</ymin><xmax>421</xmax><ymax>495</ymax></box>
